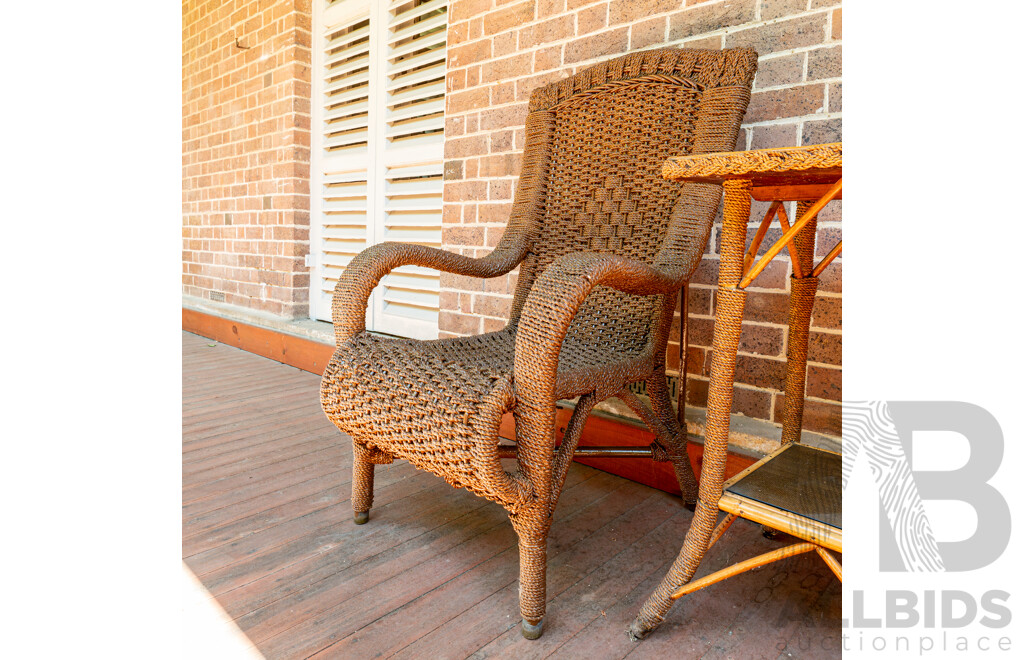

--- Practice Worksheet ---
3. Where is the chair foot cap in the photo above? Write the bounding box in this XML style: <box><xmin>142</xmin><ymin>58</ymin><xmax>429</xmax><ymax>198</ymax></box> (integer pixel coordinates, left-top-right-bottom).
<box><xmin>521</xmin><ymin>618</ymin><xmax>543</xmax><ymax>640</ymax></box>
<box><xmin>354</xmin><ymin>511</ymin><xmax>369</xmax><ymax>525</ymax></box>
<box><xmin>628</xmin><ymin>620</ymin><xmax>653</xmax><ymax>642</ymax></box>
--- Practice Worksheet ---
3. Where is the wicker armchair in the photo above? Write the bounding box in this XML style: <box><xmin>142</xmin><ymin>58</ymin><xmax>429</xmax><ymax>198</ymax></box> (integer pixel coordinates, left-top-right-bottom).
<box><xmin>320</xmin><ymin>48</ymin><xmax>757</xmax><ymax>639</ymax></box>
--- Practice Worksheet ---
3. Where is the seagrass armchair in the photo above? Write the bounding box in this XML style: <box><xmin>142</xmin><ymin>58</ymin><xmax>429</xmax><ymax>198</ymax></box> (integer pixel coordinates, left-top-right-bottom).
<box><xmin>320</xmin><ymin>47</ymin><xmax>757</xmax><ymax>639</ymax></box>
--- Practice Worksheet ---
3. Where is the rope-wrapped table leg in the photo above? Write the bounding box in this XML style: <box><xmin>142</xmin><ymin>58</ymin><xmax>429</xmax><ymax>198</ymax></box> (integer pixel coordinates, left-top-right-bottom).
<box><xmin>630</xmin><ymin>179</ymin><xmax>752</xmax><ymax>639</ymax></box>
<box><xmin>780</xmin><ymin>201</ymin><xmax>818</xmax><ymax>446</ymax></box>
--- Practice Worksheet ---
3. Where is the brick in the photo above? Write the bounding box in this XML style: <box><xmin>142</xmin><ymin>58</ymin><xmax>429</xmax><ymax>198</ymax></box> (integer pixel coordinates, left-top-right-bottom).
<box><xmin>448</xmin><ymin>20</ymin><xmax>471</xmax><ymax>46</ymax></box>
<box><xmin>807</xmin><ymin>330</ymin><xmax>840</xmax><ymax>366</ymax></box>
<box><xmin>440</xmin><ymin>271</ymin><xmax>484</xmax><ymax>292</ymax></box>
<box><xmin>806</xmin><ymin>365</ymin><xmax>841</xmax><ymax>401</ymax></box>
<box><xmin>630</xmin><ymin>16</ymin><xmax>668</xmax><ymax>50</ymax></box>
<box><xmin>484</xmin><ymin>1</ymin><xmax>537</xmax><ymax>35</ymax></box>
<box><xmin>744</xmin><ymin>84</ymin><xmax>825</xmax><ymax>123</ymax></box>
<box><xmin>760</xmin><ymin>0</ymin><xmax>807</xmax><ymax>21</ymax></box>
<box><xmin>534</xmin><ymin>45</ymin><xmax>562</xmax><ymax>71</ymax></box>
<box><xmin>494</xmin><ymin>31</ymin><xmax>517</xmax><ymax>57</ymax></box>
<box><xmin>732</xmin><ymin>385</ymin><xmax>773</xmax><ymax>420</ymax></box>
<box><xmin>578</xmin><ymin>4</ymin><xmax>608</xmax><ymax>34</ymax></box>
<box><xmin>754</xmin><ymin>53</ymin><xmax>805</xmax><ymax>90</ymax></box>
<box><xmin>473</xmin><ymin>294</ymin><xmax>513</xmax><ymax>318</ymax></box>
<box><xmin>451</xmin><ymin>0</ymin><xmax>493</xmax><ymax>22</ymax></box>
<box><xmin>750</xmin><ymin>123</ymin><xmax>798</xmax><ymax>150</ymax></box>
<box><xmin>832</xmin><ymin>7</ymin><xmax>841</xmax><ymax>39</ymax></box>
<box><xmin>489</xmin><ymin>179</ymin><xmax>514</xmax><ymax>200</ymax></box>
<box><xmin>490</xmin><ymin>130</ymin><xmax>515</xmax><ymax>152</ymax></box>
<box><xmin>565</xmin><ymin>27</ymin><xmax>629</xmax><ymax>63</ymax></box>
<box><xmin>756</xmin><ymin>260</ymin><xmax>790</xmax><ymax>291</ymax></box>
<box><xmin>734</xmin><ymin>355</ymin><xmax>786</xmax><ymax>390</ymax></box>
<box><xmin>817</xmin><ymin>263</ymin><xmax>840</xmax><ymax>294</ymax></box>
<box><xmin>479</xmin><ymin>103</ymin><xmax>529</xmax><ymax>130</ymax></box>
<box><xmin>801</xmin><ymin>118</ymin><xmax>841</xmax><ymax>145</ymax></box>
<box><xmin>443</xmin><ymin>180</ymin><xmax>488</xmax><ymax>202</ymax></box>
<box><xmin>482</xmin><ymin>52</ymin><xmax>533</xmax><ymax>83</ymax></box>
<box><xmin>439</xmin><ymin>311</ymin><xmax>482</xmax><ymax>335</ymax></box>
<box><xmin>738</xmin><ymin>290</ymin><xmax>789</xmax><ymax>324</ymax></box>
<box><xmin>725</xmin><ymin>13</ymin><xmax>828</xmax><ymax>55</ymax></box>
<box><xmin>443</xmin><ymin>204</ymin><xmax>462</xmax><ymax>224</ymax></box>
<box><xmin>807</xmin><ymin>45</ymin><xmax>841</xmax><ymax>81</ymax></box>
<box><xmin>447</xmin><ymin>87</ymin><xmax>490</xmax><ymax>114</ymax></box>
<box><xmin>479</xmin><ymin>202</ymin><xmax>512</xmax><ymax>222</ymax></box>
<box><xmin>539</xmin><ymin>0</ymin><xmax>567</xmax><ymax>14</ymax></box>
<box><xmin>444</xmin><ymin>135</ymin><xmax>489</xmax><ymax>159</ymax></box>
<box><xmin>669</xmin><ymin>0</ymin><xmax>756</xmax><ymax>41</ymax></box>
<box><xmin>492</xmin><ymin>80</ymin><xmax>517</xmax><ymax>105</ymax></box>
<box><xmin>829</xmin><ymin>81</ymin><xmax>841</xmax><ymax>112</ymax></box>
<box><xmin>608</xmin><ymin>0</ymin><xmax>679</xmax><ymax>25</ymax></box>
<box><xmin>444</xmin><ymin>160</ymin><xmax>464</xmax><ymax>181</ymax></box>
<box><xmin>519</xmin><ymin>14</ymin><xmax>574</xmax><ymax>48</ymax></box>
<box><xmin>448</xmin><ymin>39</ymin><xmax>492</xmax><ymax>68</ymax></box>
<box><xmin>774</xmin><ymin>395</ymin><xmax>840</xmax><ymax>436</ymax></box>
<box><xmin>483</xmin><ymin>317</ymin><xmax>508</xmax><ymax>332</ymax></box>
<box><xmin>810</xmin><ymin>295</ymin><xmax>841</xmax><ymax>331</ymax></box>
<box><xmin>517</xmin><ymin>69</ymin><xmax>572</xmax><ymax>100</ymax></box>
<box><xmin>446</xmin><ymin>115</ymin><xmax>466</xmax><ymax>137</ymax></box>
<box><xmin>682</xmin><ymin>34</ymin><xmax>723</xmax><ymax>49</ymax></box>
<box><xmin>815</xmin><ymin>200</ymin><xmax>841</xmax><ymax>225</ymax></box>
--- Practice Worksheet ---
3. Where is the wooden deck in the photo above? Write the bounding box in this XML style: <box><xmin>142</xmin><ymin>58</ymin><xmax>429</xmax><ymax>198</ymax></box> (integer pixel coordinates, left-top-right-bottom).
<box><xmin>183</xmin><ymin>331</ymin><xmax>840</xmax><ymax>659</ymax></box>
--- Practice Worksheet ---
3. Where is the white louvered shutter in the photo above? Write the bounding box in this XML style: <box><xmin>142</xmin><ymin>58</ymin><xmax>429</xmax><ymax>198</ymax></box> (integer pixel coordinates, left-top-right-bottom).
<box><xmin>311</xmin><ymin>0</ymin><xmax>446</xmax><ymax>340</ymax></box>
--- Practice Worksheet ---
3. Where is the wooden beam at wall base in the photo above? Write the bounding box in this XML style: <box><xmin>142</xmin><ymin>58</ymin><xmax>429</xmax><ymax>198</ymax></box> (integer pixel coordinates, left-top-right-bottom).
<box><xmin>182</xmin><ymin>308</ymin><xmax>335</xmax><ymax>375</ymax></box>
<box><xmin>499</xmin><ymin>407</ymin><xmax>755</xmax><ymax>496</ymax></box>
<box><xmin>182</xmin><ymin>307</ymin><xmax>755</xmax><ymax>495</ymax></box>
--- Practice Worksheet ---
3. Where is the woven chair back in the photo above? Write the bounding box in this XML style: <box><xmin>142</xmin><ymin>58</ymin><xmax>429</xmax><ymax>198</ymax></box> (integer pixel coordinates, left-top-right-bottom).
<box><xmin>511</xmin><ymin>73</ymin><xmax>704</xmax><ymax>354</ymax></box>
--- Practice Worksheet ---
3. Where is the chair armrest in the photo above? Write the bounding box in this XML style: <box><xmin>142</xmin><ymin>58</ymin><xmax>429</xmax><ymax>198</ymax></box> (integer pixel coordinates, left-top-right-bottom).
<box><xmin>331</xmin><ymin>242</ymin><xmax>521</xmax><ymax>344</ymax></box>
<box><xmin>510</xmin><ymin>252</ymin><xmax>680</xmax><ymax>500</ymax></box>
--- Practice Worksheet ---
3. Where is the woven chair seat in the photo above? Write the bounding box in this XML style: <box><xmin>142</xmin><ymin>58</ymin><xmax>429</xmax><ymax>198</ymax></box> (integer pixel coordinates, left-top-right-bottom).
<box><xmin>321</xmin><ymin>327</ymin><xmax>650</xmax><ymax>505</ymax></box>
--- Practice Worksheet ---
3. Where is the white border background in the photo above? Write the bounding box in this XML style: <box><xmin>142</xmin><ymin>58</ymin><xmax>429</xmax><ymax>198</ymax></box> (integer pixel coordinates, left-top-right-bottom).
<box><xmin>3</xmin><ymin>3</ymin><xmax>1023</xmax><ymax>658</ymax></box>
<box><xmin>845</xmin><ymin>3</ymin><xmax>1024</xmax><ymax>658</ymax></box>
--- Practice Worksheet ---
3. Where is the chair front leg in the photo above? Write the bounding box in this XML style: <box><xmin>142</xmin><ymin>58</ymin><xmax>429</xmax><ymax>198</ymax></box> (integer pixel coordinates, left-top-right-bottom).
<box><xmin>510</xmin><ymin>506</ymin><xmax>551</xmax><ymax>639</ymax></box>
<box><xmin>351</xmin><ymin>441</ymin><xmax>392</xmax><ymax>524</ymax></box>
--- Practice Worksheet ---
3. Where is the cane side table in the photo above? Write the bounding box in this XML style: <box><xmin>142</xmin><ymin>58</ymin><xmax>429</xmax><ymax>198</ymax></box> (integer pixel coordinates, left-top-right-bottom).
<box><xmin>630</xmin><ymin>142</ymin><xmax>843</xmax><ymax>639</ymax></box>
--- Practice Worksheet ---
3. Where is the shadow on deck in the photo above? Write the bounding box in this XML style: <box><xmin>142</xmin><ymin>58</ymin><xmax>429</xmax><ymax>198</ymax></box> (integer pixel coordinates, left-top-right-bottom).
<box><xmin>182</xmin><ymin>331</ymin><xmax>840</xmax><ymax>659</ymax></box>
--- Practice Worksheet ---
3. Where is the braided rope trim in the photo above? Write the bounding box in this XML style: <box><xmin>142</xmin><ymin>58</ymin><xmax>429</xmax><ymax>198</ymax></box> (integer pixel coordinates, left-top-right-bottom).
<box><xmin>549</xmin><ymin>75</ymin><xmax>702</xmax><ymax>111</ymax></box>
<box><xmin>663</xmin><ymin>142</ymin><xmax>842</xmax><ymax>180</ymax></box>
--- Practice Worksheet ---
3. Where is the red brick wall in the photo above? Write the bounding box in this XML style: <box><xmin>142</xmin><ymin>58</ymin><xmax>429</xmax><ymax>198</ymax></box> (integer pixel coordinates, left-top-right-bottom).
<box><xmin>182</xmin><ymin>0</ymin><xmax>312</xmax><ymax>318</ymax></box>
<box><xmin>440</xmin><ymin>0</ymin><xmax>842</xmax><ymax>436</ymax></box>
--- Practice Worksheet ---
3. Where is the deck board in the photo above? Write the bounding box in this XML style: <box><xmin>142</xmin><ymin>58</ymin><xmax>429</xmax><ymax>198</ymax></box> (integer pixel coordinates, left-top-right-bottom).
<box><xmin>182</xmin><ymin>331</ymin><xmax>840</xmax><ymax>659</ymax></box>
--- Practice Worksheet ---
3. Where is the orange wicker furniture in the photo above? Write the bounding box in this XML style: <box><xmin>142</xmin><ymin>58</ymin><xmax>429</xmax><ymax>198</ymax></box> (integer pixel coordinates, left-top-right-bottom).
<box><xmin>630</xmin><ymin>143</ymin><xmax>842</xmax><ymax>639</ymax></box>
<box><xmin>319</xmin><ymin>48</ymin><xmax>758</xmax><ymax>640</ymax></box>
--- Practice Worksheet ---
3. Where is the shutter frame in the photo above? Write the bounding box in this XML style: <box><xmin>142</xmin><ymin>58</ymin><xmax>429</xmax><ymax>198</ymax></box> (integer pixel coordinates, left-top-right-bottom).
<box><xmin>311</xmin><ymin>0</ymin><xmax>447</xmax><ymax>339</ymax></box>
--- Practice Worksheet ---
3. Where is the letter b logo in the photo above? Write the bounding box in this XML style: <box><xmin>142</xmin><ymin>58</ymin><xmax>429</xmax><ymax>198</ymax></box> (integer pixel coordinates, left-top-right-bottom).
<box><xmin>843</xmin><ymin>401</ymin><xmax>1011</xmax><ymax>572</ymax></box>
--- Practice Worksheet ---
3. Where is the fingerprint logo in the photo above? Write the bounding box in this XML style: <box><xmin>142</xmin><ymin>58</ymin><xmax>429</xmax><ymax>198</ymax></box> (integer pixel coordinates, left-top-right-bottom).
<box><xmin>843</xmin><ymin>401</ymin><xmax>945</xmax><ymax>572</ymax></box>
